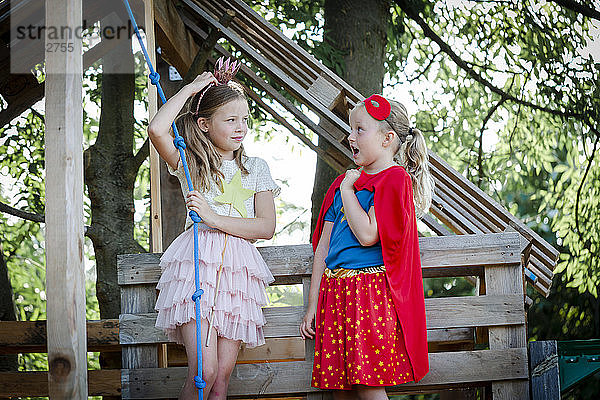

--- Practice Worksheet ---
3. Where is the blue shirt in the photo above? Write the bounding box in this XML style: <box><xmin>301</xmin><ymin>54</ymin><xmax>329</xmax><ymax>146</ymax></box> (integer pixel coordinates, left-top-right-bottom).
<box><xmin>324</xmin><ymin>188</ymin><xmax>384</xmax><ymax>269</ymax></box>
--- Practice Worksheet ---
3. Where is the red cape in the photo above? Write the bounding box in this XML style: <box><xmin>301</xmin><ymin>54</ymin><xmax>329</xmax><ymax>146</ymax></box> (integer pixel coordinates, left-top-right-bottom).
<box><xmin>312</xmin><ymin>166</ymin><xmax>429</xmax><ymax>382</ymax></box>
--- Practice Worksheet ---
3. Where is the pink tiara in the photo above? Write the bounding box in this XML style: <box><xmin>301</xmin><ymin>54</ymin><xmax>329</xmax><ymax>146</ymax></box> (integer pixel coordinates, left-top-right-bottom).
<box><xmin>214</xmin><ymin>56</ymin><xmax>241</xmax><ymax>84</ymax></box>
<box><xmin>194</xmin><ymin>57</ymin><xmax>242</xmax><ymax>116</ymax></box>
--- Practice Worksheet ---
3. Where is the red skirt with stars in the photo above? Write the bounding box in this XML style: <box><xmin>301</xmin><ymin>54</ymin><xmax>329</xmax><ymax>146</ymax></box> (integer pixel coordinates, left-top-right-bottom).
<box><xmin>312</xmin><ymin>267</ymin><xmax>415</xmax><ymax>390</ymax></box>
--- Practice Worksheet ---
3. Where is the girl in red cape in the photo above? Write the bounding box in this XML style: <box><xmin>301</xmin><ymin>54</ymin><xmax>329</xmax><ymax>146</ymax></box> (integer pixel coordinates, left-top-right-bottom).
<box><xmin>300</xmin><ymin>95</ymin><xmax>434</xmax><ymax>398</ymax></box>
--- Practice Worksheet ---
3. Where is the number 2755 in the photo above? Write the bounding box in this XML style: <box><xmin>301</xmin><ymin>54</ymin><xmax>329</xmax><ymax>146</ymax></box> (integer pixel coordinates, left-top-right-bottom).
<box><xmin>46</xmin><ymin>42</ymin><xmax>74</xmax><ymax>52</ymax></box>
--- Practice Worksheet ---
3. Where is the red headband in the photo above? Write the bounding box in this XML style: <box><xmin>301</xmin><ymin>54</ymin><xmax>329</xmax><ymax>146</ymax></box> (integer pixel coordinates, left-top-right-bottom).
<box><xmin>364</xmin><ymin>94</ymin><xmax>391</xmax><ymax>120</ymax></box>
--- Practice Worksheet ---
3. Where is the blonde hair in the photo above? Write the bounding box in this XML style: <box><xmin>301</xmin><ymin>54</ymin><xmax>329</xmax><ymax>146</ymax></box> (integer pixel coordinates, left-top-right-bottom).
<box><xmin>174</xmin><ymin>81</ymin><xmax>249</xmax><ymax>192</ymax></box>
<box><xmin>355</xmin><ymin>100</ymin><xmax>434</xmax><ymax>218</ymax></box>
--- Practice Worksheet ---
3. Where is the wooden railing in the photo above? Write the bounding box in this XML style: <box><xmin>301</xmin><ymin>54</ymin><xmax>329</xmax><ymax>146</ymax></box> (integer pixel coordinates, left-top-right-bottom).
<box><xmin>0</xmin><ymin>232</ymin><xmax>529</xmax><ymax>398</ymax></box>
<box><xmin>118</xmin><ymin>232</ymin><xmax>529</xmax><ymax>399</ymax></box>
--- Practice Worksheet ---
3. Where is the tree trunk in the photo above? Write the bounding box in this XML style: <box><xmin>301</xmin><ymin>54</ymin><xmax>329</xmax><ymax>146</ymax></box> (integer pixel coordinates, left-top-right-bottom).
<box><xmin>311</xmin><ymin>0</ymin><xmax>390</xmax><ymax>233</ymax></box>
<box><xmin>0</xmin><ymin>240</ymin><xmax>17</xmax><ymax>374</ymax></box>
<box><xmin>83</xmin><ymin>16</ymin><xmax>146</xmax><ymax>382</ymax></box>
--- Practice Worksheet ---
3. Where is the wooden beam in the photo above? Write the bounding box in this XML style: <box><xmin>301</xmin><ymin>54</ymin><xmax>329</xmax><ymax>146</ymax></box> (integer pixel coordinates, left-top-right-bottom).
<box><xmin>120</xmin><ymin>348</ymin><xmax>528</xmax><ymax>397</ymax></box>
<box><xmin>153</xmin><ymin>0</ymin><xmax>199</xmax><ymax>74</ymax></box>
<box><xmin>0</xmin><ymin>370</ymin><xmax>121</xmax><ymax>397</ymax></box>
<box><xmin>0</xmin><ymin>320</ymin><xmax>119</xmax><ymax>354</ymax></box>
<box><xmin>119</xmin><ymin>293</ymin><xmax>523</xmax><ymax>347</ymax></box>
<box><xmin>485</xmin><ymin>252</ymin><xmax>529</xmax><ymax>398</ymax></box>
<box><xmin>117</xmin><ymin>233</ymin><xmax>522</xmax><ymax>285</ymax></box>
<box><xmin>44</xmin><ymin>0</ymin><xmax>86</xmax><ymax>397</ymax></box>
<box><xmin>141</xmin><ymin>0</ymin><xmax>162</xmax><ymax>255</ymax></box>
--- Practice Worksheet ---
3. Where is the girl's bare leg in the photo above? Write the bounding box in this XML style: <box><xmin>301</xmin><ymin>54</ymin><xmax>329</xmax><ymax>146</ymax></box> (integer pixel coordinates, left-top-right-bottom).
<box><xmin>208</xmin><ymin>336</ymin><xmax>241</xmax><ymax>399</ymax></box>
<box><xmin>178</xmin><ymin>318</ymin><xmax>218</xmax><ymax>400</ymax></box>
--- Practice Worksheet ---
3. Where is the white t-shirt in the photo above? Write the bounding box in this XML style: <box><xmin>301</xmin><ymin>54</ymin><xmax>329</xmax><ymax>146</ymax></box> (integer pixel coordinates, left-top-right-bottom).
<box><xmin>168</xmin><ymin>155</ymin><xmax>280</xmax><ymax>230</ymax></box>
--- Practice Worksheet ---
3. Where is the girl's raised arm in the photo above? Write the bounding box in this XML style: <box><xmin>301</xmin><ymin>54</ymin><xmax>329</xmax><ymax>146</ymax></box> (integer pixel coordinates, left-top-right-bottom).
<box><xmin>147</xmin><ymin>72</ymin><xmax>218</xmax><ymax>170</ymax></box>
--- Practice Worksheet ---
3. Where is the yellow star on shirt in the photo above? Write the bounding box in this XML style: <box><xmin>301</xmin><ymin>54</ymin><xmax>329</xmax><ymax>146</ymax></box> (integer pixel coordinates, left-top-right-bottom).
<box><xmin>213</xmin><ymin>170</ymin><xmax>255</xmax><ymax>218</ymax></box>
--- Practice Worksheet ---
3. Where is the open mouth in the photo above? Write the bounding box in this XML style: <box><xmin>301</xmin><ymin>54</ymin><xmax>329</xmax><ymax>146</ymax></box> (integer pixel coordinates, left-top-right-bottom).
<box><xmin>350</xmin><ymin>144</ymin><xmax>360</xmax><ymax>157</ymax></box>
<box><xmin>232</xmin><ymin>136</ymin><xmax>244</xmax><ymax>141</ymax></box>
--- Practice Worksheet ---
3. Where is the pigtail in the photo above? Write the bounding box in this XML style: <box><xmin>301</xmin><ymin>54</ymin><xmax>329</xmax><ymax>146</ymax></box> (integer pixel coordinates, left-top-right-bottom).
<box><xmin>397</xmin><ymin>127</ymin><xmax>434</xmax><ymax>218</ymax></box>
<box><xmin>382</xmin><ymin>100</ymin><xmax>434</xmax><ymax>218</ymax></box>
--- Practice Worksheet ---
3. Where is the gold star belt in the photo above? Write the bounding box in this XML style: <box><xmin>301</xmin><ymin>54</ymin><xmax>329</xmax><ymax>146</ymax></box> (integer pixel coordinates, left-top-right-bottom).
<box><xmin>324</xmin><ymin>265</ymin><xmax>386</xmax><ymax>278</ymax></box>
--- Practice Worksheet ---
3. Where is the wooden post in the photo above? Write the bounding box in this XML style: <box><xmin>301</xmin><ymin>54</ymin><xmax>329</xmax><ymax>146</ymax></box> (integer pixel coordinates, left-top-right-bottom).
<box><xmin>144</xmin><ymin>0</ymin><xmax>162</xmax><ymax>255</ymax></box>
<box><xmin>485</xmin><ymin>261</ymin><xmax>529</xmax><ymax>399</ymax></box>
<box><xmin>529</xmin><ymin>341</ymin><xmax>560</xmax><ymax>400</ymax></box>
<box><xmin>44</xmin><ymin>0</ymin><xmax>86</xmax><ymax>398</ymax></box>
<box><xmin>142</xmin><ymin>0</ymin><xmax>168</xmax><ymax>369</ymax></box>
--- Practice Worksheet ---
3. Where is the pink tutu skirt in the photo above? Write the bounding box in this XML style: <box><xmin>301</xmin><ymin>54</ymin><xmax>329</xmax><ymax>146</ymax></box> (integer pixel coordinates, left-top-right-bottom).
<box><xmin>154</xmin><ymin>226</ymin><xmax>274</xmax><ymax>348</ymax></box>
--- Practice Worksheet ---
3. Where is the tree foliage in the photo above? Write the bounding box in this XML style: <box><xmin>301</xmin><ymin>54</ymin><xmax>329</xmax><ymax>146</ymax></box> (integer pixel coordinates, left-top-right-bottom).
<box><xmin>250</xmin><ymin>0</ymin><xmax>600</xmax><ymax>299</ymax></box>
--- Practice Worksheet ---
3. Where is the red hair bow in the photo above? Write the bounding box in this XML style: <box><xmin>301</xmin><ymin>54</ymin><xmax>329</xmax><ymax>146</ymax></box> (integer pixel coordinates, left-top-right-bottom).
<box><xmin>364</xmin><ymin>94</ymin><xmax>391</xmax><ymax>120</ymax></box>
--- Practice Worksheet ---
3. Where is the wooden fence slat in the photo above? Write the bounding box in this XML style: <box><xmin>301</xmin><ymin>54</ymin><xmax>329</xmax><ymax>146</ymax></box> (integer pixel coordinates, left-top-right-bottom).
<box><xmin>425</xmin><ymin>294</ymin><xmax>525</xmax><ymax>329</ymax></box>
<box><xmin>0</xmin><ymin>369</ymin><xmax>121</xmax><ymax>397</ymax></box>
<box><xmin>120</xmin><ymin>348</ymin><xmax>527</xmax><ymax>398</ymax></box>
<box><xmin>121</xmin><ymin>284</ymin><xmax>158</xmax><ymax>370</ymax></box>
<box><xmin>119</xmin><ymin>306</ymin><xmax>305</xmax><ymax>344</ymax></box>
<box><xmin>118</xmin><ymin>233</ymin><xmax>521</xmax><ymax>285</ymax></box>
<box><xmin>118</xmin><ymin>294</ymin><xmax>522</xmax><ymax>346</ymax></box>
<box><xmin>529</xmin><ymin>340</ymin><xmax>560</xmax><ymax>400</ymax></box>
<box><xmin>486</xmin><ymin>257</ymin><xmax>529</xmax><ymax>399</ymax></box>
<box><xmin>0</xmin><ymin>320</ymin><xmax>119</xmax><ymax>354</ymax></box>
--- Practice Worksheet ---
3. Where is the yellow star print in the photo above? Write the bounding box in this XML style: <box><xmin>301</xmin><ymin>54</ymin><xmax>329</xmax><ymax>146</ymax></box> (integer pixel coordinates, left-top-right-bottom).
<box><xmin>213</xmin><ymin>170</ymin><xmax>255</xmax><ymax>218</ymax></box>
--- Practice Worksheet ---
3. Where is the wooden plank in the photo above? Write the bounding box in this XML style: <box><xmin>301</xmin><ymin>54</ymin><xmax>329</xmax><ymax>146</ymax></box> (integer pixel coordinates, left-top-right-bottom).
<box><xmin>153</xmin><ymin>0</ymin><xmax>199</xmax><ymax>74</ymax></box>
<box><xmin>143</xmin><ymin>0</ymin><xmax>163</xmax><ymax>257</ymax></box>
<box><xmin>0</xmin><ymin>369</ymin><xmax>121</xmax><ymax>397</ymax></box>
<box><xmin>307</xmin><ymin>75</ymin><xmax>344</xmax><ymax>110</ymax></box>
<box><xmin>120</xmin><ymin>293</ymin><xmax>521</xmax><ymax>346</ymax></box>
<box><xmin>166</xmin><ymin>337</ymin><xmax>305</xmax><ymax>365</ymax></box>
<box><xmin>430</xmin><ymin>202</ymin><xmax>470</xmax><ymax>235</ymax></box>
<box><xmin>120</xmin><ymin>284</ymin><xmax>158</xmax><ymax>371</ymax></box>
<box><xmin>425</xmin><ymin>295</ymin><xmax>525</xmax><ymax>329</ymax></box>
<box><xmin>0</xmin><ymin>320</ymin><xmax>119</xmax><ymax>354</ymax></box>
<box><xmin>529</xmin><ymin>340</ymin><xmax>560</xmax><ymax>400</ymax></box>
<box><xmin>118</xmin><ymin>233</ymin><xmax>521</xmax><ymax>285</ymax></box>
<box><xmin>120</xmin><ymin>307</ymin><xmax>305</xmax><ymax>344</ymax></box>
<box><xmin>435</xmin><ymin>180</ymin><xmax>498</xmax><ymax>233</ymax></box>
<box><xmin>120</xmin><ymin>348</ymin><xmax>528</xmax><ymax>398</ymax></box>
<box><xmin>200</xmin><ymin>0</ymin><xmax>320</xmax><ymax>85</ymax></box>
<box><xmin>216</xmin><ymin>0</ymin><xmax>363</xmax><ymax>102</ymax></box>
<box><xmin>433</xmin><ymin>193</ymin><xmax>483</xmax><ymax>234</ymax></box>
<box><xmin>427</xmin><ymin>328</ymin><xmax>473</xmax><ymax>346</ymax></box>
<box><xmin>44</xmin><ymin>0</ymin><xmax>87</xmax><ymax>397</ymax></box>
<box><xmin>421</xmin><ymin>214</ymin><xmax>453</xmax><ymax>236</ymax></box>
<box><xmin>485</xmin><ymin>259</ymin><xmax>528</xmax><ymax>398</ymax></box>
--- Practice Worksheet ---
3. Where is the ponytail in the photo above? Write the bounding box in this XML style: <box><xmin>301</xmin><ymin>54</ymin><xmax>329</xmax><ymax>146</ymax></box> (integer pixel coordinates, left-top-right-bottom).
<box><xmin>395</xmin><ymin>127</ymin><xmax>434</xmax><ymax>218</ymax></box>
<box><xmin>384</xmin><ymin>101</ymin><xmax>434</xmax><ymax>218</ymax></box>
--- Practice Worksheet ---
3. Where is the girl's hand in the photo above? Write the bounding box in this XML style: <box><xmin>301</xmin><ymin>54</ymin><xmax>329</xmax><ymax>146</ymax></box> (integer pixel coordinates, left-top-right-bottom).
<box><xmin>186</xmin><ymin>191</ymin><xmax>219</xmax><ymax>228</ymax></box>
<box><xmin>300</xmin><ymin>307</ymin><xmax>317</xmax><ymax>340</ymax></box>
<box><xmin>340</xmin><ymin>169</ymin><xmax>361</xmax><ymax>191</ymax></box>
<box><xmin>187</xmin><ymin>72</ymin><xmax>219</xmax><ymax>95</ymax></box>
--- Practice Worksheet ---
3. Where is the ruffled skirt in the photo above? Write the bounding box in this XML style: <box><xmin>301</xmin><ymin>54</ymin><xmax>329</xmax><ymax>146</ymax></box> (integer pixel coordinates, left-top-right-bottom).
<box><xmin>155</xmin><ymin>226</ymin><xmax>274</xmax><ymax>348</ymax></box>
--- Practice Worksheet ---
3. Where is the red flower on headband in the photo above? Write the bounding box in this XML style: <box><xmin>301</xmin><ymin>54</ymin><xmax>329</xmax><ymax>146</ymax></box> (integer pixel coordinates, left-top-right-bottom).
<box><xmin>364</xmin><ymin>94</ymin><xmax>391</xmax><ymax>120</ymax></box>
